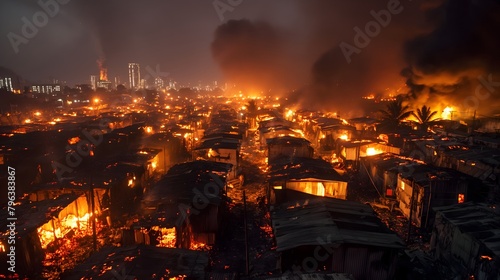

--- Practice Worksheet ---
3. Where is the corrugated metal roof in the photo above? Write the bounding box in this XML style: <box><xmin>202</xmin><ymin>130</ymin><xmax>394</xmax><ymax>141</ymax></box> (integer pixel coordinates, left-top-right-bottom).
<box><xmin>64</xmin><ymin>245</ymin><xmax>208</xmax><ymax>279</ymax></box>
<box><xmin>265</xmin><ymin>272</ymin><xmax>355</xmax><ymax>280</ymax></box>
<box><xmin>269</xmin><ymin>157</ymin><xmax>346</xmax><ymax>182</ymax></box>
<box><xmin>434</xmin><ymin>202</ymin><xmax>500</xmax><ymax>258</ymax></box>
<box><xmin>0</xmin><ymin>193</ymin><xmax>80</xmax><ymax>238</ymax></box>
<box><xmin>271</xmin><ymin>198</ymin><xmax>405</xmax><ymax>252</ymax></box>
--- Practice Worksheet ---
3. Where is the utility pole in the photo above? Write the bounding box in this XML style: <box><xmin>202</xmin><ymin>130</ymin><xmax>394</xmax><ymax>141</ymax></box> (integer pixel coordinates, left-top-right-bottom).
<box><xmin>243</xmin><ymin>190</ymin><xmax>249</xmax><ymax>276</ymax></box>
<box><xmin>407</xmin><ymin>181</ymin><xmax>417</xmax><ymax>244</ymax></box>
<box><xmin>91</xmin><ymin>176</ymin><xmax>97</xmax><ymax>252</ymax></box>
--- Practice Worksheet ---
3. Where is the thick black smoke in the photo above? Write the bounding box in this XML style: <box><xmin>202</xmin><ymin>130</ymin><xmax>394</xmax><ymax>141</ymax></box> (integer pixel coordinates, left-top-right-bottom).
<box><xmin>211</xmin><ymin>19</ymin><xmax>293</xmax><ymax>94</ymax></box>
<box><xmin>404</xmin><ymin>0</ymin><xmax>500</xmax><ymax>116</ymax></box>
<box><xmin>211</xmin><ymin>1</ymin><xmax>423</xmax><ymax>115</ymax></box>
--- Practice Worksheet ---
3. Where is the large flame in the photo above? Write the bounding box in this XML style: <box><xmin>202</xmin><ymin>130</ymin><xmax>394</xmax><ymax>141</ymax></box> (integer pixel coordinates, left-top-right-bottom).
<box><xmin>366</xmin><ymin>147</ymin><xmax>384</xmax><ymax>156</ymax></box>
<box><xmin>153</xmin><ymin>226</ymin><xmax>177</xmax><ymax>248</ymax></box>
<box><xmin>441</xmin><ymin>106</ymin><xmax>454</xmax><ymax>120</ymax></box>
<box><xmin>97</xmin><ymin>58</ymin><xmax>108</xmax><ymax>81</ymax></box>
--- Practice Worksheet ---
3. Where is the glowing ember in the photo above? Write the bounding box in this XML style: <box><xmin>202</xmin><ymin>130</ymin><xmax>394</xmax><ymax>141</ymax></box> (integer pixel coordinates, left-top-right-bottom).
<box><xmin>153</xmin><ymin>226</ymin><xmax>177</xmax><ymax>248</ymax></box>
<box><xmin>68</xmin><ymin>136</ymin><xmax>80</xmax><ymax>145</ymax></box>
<box><xmin>339</xmin><ymin>134</ymin><xmax>348</xmax><ymax>140</ymax></box>
<box><xmin>37</xmin><ymin>212</ymin><xmax>94</xmax><ymax>249</ymax></box>
<box><xmin>190</xmin><ymin>241</ymin><xmax>210</xmax><ymax>250</ymax></box>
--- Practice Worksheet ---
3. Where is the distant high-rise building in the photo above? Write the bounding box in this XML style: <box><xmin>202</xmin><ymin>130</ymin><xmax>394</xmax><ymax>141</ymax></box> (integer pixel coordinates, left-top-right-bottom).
<box><xmin>90</xmin><ymin>75</ymin><xmax>97</xmax><ymax>91</ymax></box>
<box><xmin>139</xmin><ymin>78</ymin><xmax>146</xmax><ymax>89</ymax></box>
<box><xmin>97</xmin><ymin>80</ymin><xmax>112</xmax><ymax>91</ymax></box>
<box><xmin>128</xmin><ymin>63</ymin><xmax>140</xmax><ymax>90</ymax></box>
<box><xmin>31</xmin><ymin>84</ymin><xmax>61</xmax><ymax>95</ymax></box>
<box><xmin>168</xmin><ymin>81</ymin><xmax>177</xmax><ymax>90</ymax></box>
<box><xmin>155</xmin><ymin>77</ymin><xmax>164</xmax><ymax>90</ymax></box>
<box><xmin>0</xmin><ymin>77</ymin><xmax>14</xmax><ymax>92</ymax></box>
<box><xmin>114</xmin><ymin>76</ymin><xmax>121</xmax><ymax>88</ymax></box>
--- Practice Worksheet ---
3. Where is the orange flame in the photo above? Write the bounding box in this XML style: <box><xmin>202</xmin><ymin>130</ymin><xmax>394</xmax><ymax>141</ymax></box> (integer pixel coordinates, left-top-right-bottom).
<box><xmin>97</xmin><ymin>58</ymin><xmax>108</xmax><ymax>81</ymax></box>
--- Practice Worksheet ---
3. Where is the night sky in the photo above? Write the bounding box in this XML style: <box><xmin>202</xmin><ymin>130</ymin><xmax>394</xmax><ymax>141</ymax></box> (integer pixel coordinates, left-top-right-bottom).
<box><xmin>1</xmin><ymin>0</ymin><xmax>499</xmax><ymax>114</ymax></box>
<box><xmin>0</xmin><ymin>1</ymin><xmax>420</xmax><ymax>86</ymax></box>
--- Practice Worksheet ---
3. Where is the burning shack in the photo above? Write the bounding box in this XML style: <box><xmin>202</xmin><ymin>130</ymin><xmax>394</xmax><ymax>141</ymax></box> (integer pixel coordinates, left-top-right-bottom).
<box><xmin>140</xmin><ymin>160</ymin><xmax>231</xmax><ymax>247</ymax></box>
<box><xmin>267</xmin><ymin>136</ymin><xmax>313</xmax><ymax>164</ymax></box>
<box><xmin>271</xmin><ymin>197</ymin><xmax>404</xmax><ymax>280</ymax></box>
<box><xmin>316</xmin><ymin>122</ymin><xmax>356</xmax><ymax>151</ymax></box>
<box><xmin>0</xmin><ymin>193</ymin><xmax>99</xmax><ymax>275</ymax></box>
<box><xmin>396</xmin><ymin>165</ymin><xmax>470</xmax><ymax>229</ymax></box>
<box><xmin>338</xmin><ymin>140</ymin><xmax>400</xmax><ymax>165</ymax></box>
<box><xmin>63</xmin><ymin>245</ymin><xmax>209</xmax><ymax>279</ymax></box>
<box><xmin>193</xmin><ymin>136</ymin><xmax>241</xmax><ymax>180</ymax></box>
<box><xmin>431</xmin><ymin>203</ymin><xmax>500</xmax><ymax>280</ymax></box>
<box><xmin>362</xmin><ymin>153</ymin><xmax>416</xmax><ymax>199</ymax></box>
<box><xmin>268</xmin><ymin>156</ymin><xmax>348</xmax><ymax>205</ymax></box>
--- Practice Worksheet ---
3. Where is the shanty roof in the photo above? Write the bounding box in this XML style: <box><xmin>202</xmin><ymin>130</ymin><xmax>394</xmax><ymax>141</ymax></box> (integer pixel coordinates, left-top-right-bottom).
<box><xmin>166</xmin><ymin>160</ymin><xmax>233</xmax><ymax>176</ymax></box>
<box><xmin>0</xmin><ymin>193</ymin><xmax>80</xmax><ymax>238</ymax></box>
<box><xmin>195</xmin><ymin>138</ymin><xmax>240</xmax><ymax>150</ymax></box>
<box><xmin>202</xmin><ymin>133</ymin><xmax>243</xmax><ymax>141</ymax></box>
<box><xmin>64</xmin><ymin>245</ymin><xmax>208</xmax><ymax>280</ymax></box>
<box><xmin>260</xmin><ymin>125</ymin><xmax>298</xmax><ymax>135</ymax></box>
<box><xmin>434</xmin><ymin>202</ymin><xmax>500</xmax><ymax>258</ymax></box>
<box><xmin>364</xmin><ymin>153</ymin><xmax>413</xmax><ymax>168</ymax></box>
<box><xmin>265</xmin><ymin>273</ymin><xmax>355</xmax><ymax>280</ymax></box>
<box><xmin>398</xmin><ymin>164</ymin><xmax>467</xmax><ymax>185</ymax></box>
<box><xmin>440</xmin><ymin>145</ymin><xmax>500</xmax><ymax>167</ymax></box>
<box><xmin>266</xmin><ymin>136</ymin><xmax>311</xmax><ymax>146</ymax></box>
<box><xmin>271</xmin><ymin>198</ymin><xmax>405</xmax><ymax>252</ymax></box>
<box><xmin>340</xmin><ymin>140</ymin><xmax>375</xmax><ymax>148</ymax></box>
<box><xmin>320</xmin><ymin>124</ymin><xmax>356</xmax><ymax>132</ymax></box>
<box><xmin>148</xmin><ymin>172</ymin><xmax>226</xmax><ymax>205</ymax></box>
<box><xmin>313</xmin><ymin>117</ymin><xmax>344</xmax><ymax>128</ymax></box>
<box><xmin>269</xmin><ymin>156</ymin><xmax>346</xmax><ymax>182</ymax></box>
<box><xmin>349</xmin><ymin>117</ymin><xmax>379</xmax><ymax>125</ymax></box>
<box><xmin>259</xmin><ymin>118</ymin><xmax>297</xmax><ymax>130</ymax></box>
<box><xmin>143</xmin><ymin>160</ymin><xmax>231</xmax><ymax>206</ymax></box>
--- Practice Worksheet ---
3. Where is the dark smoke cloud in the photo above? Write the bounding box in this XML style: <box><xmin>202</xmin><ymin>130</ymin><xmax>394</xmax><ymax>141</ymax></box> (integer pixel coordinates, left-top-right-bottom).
<box><xmin>211</xmin><ymin>1</ymin><xmax>423</xmax><ymax>116</ymax></box>
<box><xmin>211</xmin><ymin>19</ymin><xmax>294</xmax><ymax>94</ymax></box>
<box><xmin>404</xmin><ymin>0</ymin><xmax>500</xmax><ymax>116</ymax></box>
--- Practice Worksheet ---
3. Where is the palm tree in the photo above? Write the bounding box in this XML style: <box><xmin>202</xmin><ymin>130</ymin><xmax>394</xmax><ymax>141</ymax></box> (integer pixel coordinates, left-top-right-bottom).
<box><xmin>411</xmin><ymin>105</ymin><xmax>438</xmax><ymax>131</ymax></box>
<box><xmin>379</xmin><ymin>99</ymin><xmax>413</xmax><ymax>127</ymax></box>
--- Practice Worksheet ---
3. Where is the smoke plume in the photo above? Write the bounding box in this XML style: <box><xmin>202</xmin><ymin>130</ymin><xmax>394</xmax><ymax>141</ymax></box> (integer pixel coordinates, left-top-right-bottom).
<box><xmin>404</xmin><ymin>0</ymin><xmax>500</xmax><ymax>117</ymax></box>
<box><xmin>211</xmin><ymin>19</ymin><xmax>293</xmax><ymax>95</ymax></box>
<box><xmin>211</xmin><ymin>1</ymin><xmax>422</xmax><ymax>116</ymax></box>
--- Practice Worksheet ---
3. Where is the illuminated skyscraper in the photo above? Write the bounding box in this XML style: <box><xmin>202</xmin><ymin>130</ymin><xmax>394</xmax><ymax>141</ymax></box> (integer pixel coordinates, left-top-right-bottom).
<box><xmin>90</xmin><ymin>75</ymin><xmax>97</xmax><ymax>91</ymax></box>
<box><xmin>0</xmin><ymin>77</ymin><xmax>13</xmax><ymax>92</ymax></box>
<box><xmin>155</xmin><ymin>77</ymin><xmax>164</xmax><ymax>90</ymax></box>
<box><xmin>128</xmin><ymin>63</ymin><xmax>140</xmax><ymax>90</ymax></box>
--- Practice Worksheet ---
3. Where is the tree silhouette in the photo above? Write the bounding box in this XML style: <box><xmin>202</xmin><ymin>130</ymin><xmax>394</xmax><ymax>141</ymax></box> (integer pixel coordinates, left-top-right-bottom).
<box><xmin>411</xmin><ymin>105</ymin><xmax>438</xmax><ymax>131</ymax></box>
<box><xmin>379</xmin><ymin>99</ymin><xmax>413</xmax><ymax>127</ymax></box>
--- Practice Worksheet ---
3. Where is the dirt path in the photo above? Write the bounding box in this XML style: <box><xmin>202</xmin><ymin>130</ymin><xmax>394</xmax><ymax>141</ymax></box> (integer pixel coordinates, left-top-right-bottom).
<box><xmin>209</xmin><ymin>150</ymin><xmax>277</xmax><ymax>278</ymax></box>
